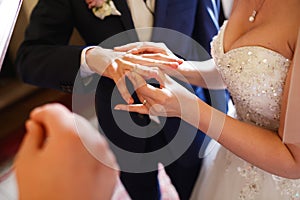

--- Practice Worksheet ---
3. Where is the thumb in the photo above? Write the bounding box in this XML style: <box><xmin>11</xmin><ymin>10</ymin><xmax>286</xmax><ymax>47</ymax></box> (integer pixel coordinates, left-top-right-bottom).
<box><xmin>18</xmin><ymin>120</ymin><xmax>45</xmax><ymax>155</ymax></box>
<box><xmin>29</xmin><ymin>103</ymin><xmax>74</xmax><ymax>138</ymax></box>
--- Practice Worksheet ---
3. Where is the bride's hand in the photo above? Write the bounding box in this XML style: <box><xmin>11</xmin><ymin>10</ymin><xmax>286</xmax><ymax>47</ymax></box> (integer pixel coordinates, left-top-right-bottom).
<box><xmin>115</xmin><ymin>42</ymin><xmax>194</xmax><ymax>79</ymax></box>
<box><xmin>115</xmin><ymin>42</ymin><xmax>183</xmax><ymax>71</ymax></box>
<box><xmin>114</xmin><ymin>70</ymin><xmax>200</xmax><ymax>126</ymax></box>
<box><xmin>114</xmin><ymin>42</ymin><xmax>170</xmax><ymax>55</ymax></box>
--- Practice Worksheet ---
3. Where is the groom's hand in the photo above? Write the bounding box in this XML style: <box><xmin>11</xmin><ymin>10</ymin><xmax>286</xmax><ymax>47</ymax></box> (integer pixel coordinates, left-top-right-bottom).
<box><xmin>86</xmin><ymin>45</ymin><xmax>182</xmax><ymax>104</ymax></box>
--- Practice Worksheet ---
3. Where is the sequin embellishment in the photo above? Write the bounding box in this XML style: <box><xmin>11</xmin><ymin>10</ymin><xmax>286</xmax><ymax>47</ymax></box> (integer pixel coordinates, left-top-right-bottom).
<box><xmin>210</xmin><ymin>20</ymin><xmax>299</xmax><ymax>199</ymax></box>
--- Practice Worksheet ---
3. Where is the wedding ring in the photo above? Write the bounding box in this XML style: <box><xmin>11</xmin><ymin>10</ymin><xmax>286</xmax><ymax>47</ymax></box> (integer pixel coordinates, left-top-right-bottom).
<box><xmin>142</xmin><ymin>99</ymin><xmax>147</xmax><ymax>105</ymax></box>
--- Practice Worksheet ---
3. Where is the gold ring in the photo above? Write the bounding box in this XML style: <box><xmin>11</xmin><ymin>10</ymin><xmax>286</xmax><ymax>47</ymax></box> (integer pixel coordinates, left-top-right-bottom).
<box><xmin>142</xmin><ymin>99</ymin><xmax>147</xmax><ymax>105</ymax></box>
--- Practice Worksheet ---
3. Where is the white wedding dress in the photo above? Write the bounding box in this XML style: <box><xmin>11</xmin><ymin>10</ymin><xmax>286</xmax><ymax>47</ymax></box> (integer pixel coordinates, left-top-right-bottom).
<box><xmin>190</xmin><ymin>21</ymin><xmax>300</xmax><ymax>200</ymax></box>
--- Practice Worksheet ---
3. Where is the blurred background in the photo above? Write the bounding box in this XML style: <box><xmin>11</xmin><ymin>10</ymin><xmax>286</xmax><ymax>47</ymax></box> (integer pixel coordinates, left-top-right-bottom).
<box><xmin>0</xmin><ymin>0</ymin><xmax>84</xmax><ymax>174</ymax></box>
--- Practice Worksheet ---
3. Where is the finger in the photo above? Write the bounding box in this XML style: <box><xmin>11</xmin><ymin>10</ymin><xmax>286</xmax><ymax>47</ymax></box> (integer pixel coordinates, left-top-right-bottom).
<box><xmin>140</xmin><ymin>53</ymin><xmax>183</xmax><ymax>64</ymax></box>
<box><xmin>127</xmin><ymin>72</ymin><xmax>166</xmax><ymax>108</ymax></box>
<box><xmin>114</xmin><ymin>96</ymin><xmax>159</xmax><ymax>114</ymax></box>
<box><xmin>114</xmin><ymin>104</ymin><xmax>149</xmax><ymax>114</ymax></box>
<box><xmin>30</xmin><ymin>104</ymin><xmax>70</xmax><ymax>123</ymax></box>
<box><xmin>114</xmin><ymin>42</ymin><xmax>168</xmax><ymax>55</ymax></box>
<box><xmin>116</xmin><ymin>57</ymin><xmax>164</xmax><ymax>83</ymax></box>
<box><xmin>159</xmin><ymin>73</ymin><xmax>176</xmax><ymax>89</ymax></box>
<box><xmin>137</xmin><ymin>68</ymin><xmax>166</xmax><ymax>89</ymax></box>
<box><xmin>115</xmin><ymin>75</ymin><xmax>134</xmax><ymax>104</ymax></box>
<box><xmin>30</xmin><ymin>103</ymin><xmax>74</xmax><ymax>137</ymax></box>
<box><xmin>114</xmin><ymin>57</ymin><xmax>136</xmax><ymax>71</ymax></box>
<box><xmin>133</xmin><ymin>65</ymin><xmax>159</xmax><ymax>80</ymax></box>
<box><xmin>123</xmin><ymin>54</ymin><xmax>179</xmax><ymax>69</ymax></box>
<box><xmin>127</xmin><ymin>71</ymin><xmax>167</xmax><ymax>95</ymax></box>
<box><xmin>89</xmin><ymin>2</ymin><xmax>95</xmax><ymax>9</ymax></box>
<box><xmin>126</xmin><ymin>72</ymin><xmax>148</xmax><ymax>92</ymax></box>
<box><xmin>127</xmin><ymin>46</ymin><xmax>168</xmax><ymax>55</ymax></box>
<box><xmin>19</xmin><ymin>120</ymin><xmax>45</xmax><ymax>155</ymax></box>
<box><xmin>154</xmin><ymin>69</ymin><xmax>173</xmax><ymax>89</ymax></box>
<box><xmin>116</xmin><ymin>57</ymin><xmax>159</xmax><ymax>80</ymax></box>
<box><xmin>114</xmin><ymin>42</ymin><xmax>142</xmax><ymax>52</ymax></box>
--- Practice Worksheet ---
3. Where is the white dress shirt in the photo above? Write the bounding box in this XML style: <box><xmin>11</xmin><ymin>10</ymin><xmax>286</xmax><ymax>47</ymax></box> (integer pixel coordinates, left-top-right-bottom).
<box><xmin>221</xmin><ymin>0</ymin><xmax>233</xmax><ymax>19</ymax></box>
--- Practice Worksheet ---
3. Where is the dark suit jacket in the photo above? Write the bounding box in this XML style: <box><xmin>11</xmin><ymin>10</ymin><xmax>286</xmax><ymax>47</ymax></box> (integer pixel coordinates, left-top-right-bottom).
<box><xmin>16</xmin><ymin>0</ymin><xmax>219</xmax><ymax>91</ymax></box>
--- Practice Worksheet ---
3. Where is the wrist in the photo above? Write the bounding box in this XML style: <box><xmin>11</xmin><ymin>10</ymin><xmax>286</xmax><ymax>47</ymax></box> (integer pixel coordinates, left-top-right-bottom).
<box><xmin>180</xmin><ymin>94</ymin><xmax>201</xmax><ymax>128</ymax></box>
<box><xmin>85</xmin><ymin>46</ymin><xmax>98</xmax><ymax>72</ymax></box>
<box><xmin>80</xmin><ymin>46</ymin><xmax>97</xmax><ymax>77</ymax></box>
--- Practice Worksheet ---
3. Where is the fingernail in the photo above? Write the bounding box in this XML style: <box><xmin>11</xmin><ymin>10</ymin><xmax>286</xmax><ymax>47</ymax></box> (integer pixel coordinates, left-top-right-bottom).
<box><xmin>128</xmin><ymin>98</ymin><xmax>134</xmax><ymax>104</ymax></box>
<box><xmin>171</xmin><ymin>63</ymin><xmax>179</xmax><ymax>69</ymax></box>
<box><xmin>114</xmin><ymin>105</ymin><xmax>121</xmax><ymax>110</ymax></box>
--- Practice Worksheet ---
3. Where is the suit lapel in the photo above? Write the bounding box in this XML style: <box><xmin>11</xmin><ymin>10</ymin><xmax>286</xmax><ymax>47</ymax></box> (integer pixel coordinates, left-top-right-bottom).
<box><xmin>116</xmin><ymin>0</ymin><xmax>167</xmax><ymax>28</ymax></box>
<box><xmin>153</xmin><ymin>0</ymin><xmax>169</xmax><ymax>27</ymax></box>
<box><xmin>152</xmin><ymin>0</ymin><xmax>199</xmax><ymax>38</ymax></box>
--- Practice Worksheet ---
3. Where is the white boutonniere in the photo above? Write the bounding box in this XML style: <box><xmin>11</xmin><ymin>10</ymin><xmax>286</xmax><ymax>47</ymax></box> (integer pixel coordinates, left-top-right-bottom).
<box><xmin>86</xmin><ymin>0</ymin><xmax>121</xmax><ymax>20</ymax></box>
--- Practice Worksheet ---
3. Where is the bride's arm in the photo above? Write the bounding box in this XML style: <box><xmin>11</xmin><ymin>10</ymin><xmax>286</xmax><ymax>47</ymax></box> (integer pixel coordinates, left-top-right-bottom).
<box><xmin>114</xmin><ymin>42</ymin><xmax>226</xmax><ymax>89</ymax></box>
<box><xmin>115</xmin><ymin>65</ymin><xmax>300</xmax><ymax>179</ymax></box>
<box><xmin>175</xmin><ymin>60</ymin><xmax>226</xmax><ymax>89</ymax></box>
<box><xmin>121</xmin><ymin>55</ymin><xmax>227</xmax><ymax>89</ymax></box>
<box><xmin>194</xmin><ymin>83</ymin><xmax>300</xmax><ymax>179</ymax></box>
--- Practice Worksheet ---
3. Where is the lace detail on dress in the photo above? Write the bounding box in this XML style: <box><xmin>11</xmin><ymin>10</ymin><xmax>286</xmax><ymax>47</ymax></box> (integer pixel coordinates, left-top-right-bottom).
<box><xmin>210</xmin><ymin>20</ymin><xmax>299</xmax><ymax>200</ymax></box>
<box><xmin>223</xmin><ymin>149</ymin><xmax>264</xmax><ymax>200</ymax></box>
<box><xmin>237</xmin><ymin>164</ymin><xmax>263</xmax><ymax>200</ymax></box>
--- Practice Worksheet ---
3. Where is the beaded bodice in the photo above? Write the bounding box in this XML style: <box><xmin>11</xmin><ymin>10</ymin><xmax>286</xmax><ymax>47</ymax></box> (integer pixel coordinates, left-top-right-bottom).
<box><xmin>211</xmin><ymin>21</ymin><xmax>290</xmax><ymax>131</ymax></box>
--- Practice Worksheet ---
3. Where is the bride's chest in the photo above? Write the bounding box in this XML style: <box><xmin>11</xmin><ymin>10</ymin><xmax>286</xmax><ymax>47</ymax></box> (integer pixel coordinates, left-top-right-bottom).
<box><xmin>214</xmin><ymin>45</ymin><xmax>290</xmax><ymax>129</ymax></box>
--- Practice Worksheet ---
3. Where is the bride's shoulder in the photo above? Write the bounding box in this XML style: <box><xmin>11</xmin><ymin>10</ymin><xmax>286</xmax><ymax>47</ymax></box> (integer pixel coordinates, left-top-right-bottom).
<box><xmin>284</xmin><ymin>9</ymin><xmax>300</xmax><ymax>56</ymax></box>
<box><xmin>272</xmin><ymin>2</ymin><xmax>300</xmax><ymax>59</ymax></box>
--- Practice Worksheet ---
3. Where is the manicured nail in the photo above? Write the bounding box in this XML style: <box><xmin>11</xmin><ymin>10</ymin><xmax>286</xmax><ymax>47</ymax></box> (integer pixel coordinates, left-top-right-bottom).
<box><xmin>170</xmin><ymin>63</ymin><xmax>179</xmax><ymax>69</ymax></box>
<box><xmin>178</xmin><ymin>59</ymin><xmax>184</xmax><ymax>64</ymax></box>
<box><xmin>114</xmin><ymin>105</ymin><xmax>121</xmax><ymax>110</ymax></box>
<box><xmin>128</xmin><ymin>97</ymin><xmax>134</xmax><ymax>104</ymax></box>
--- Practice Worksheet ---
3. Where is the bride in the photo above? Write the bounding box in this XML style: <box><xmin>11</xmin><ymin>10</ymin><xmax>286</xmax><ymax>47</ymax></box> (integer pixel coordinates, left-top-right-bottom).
<box><xmin>114</xmin><ymin>0</ymin><xmax>300</xmax><ymax>199</ymax></box>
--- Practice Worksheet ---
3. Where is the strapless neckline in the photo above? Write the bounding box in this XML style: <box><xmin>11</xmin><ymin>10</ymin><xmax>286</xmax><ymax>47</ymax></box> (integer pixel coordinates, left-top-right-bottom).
<box><xmin>211</xmin><ymin>20</ymin><xmax>291</xmax><ymax>131</ymax></box>
<box><xmin>219</xmin><ymin>21</ymin><xmax>290</xmax><ymax>61</ymax></box>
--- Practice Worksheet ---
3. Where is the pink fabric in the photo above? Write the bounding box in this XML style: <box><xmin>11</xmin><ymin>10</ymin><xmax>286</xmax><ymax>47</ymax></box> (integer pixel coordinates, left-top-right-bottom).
<box><xmin>283</xmin><ymin>29</ymin><xmax>300</xmax><ymax>145</ymax></box>
<box><xmin>111</xmin><ymin>163</ymin><xmax>179</xmax><ymax>200</ymax></box>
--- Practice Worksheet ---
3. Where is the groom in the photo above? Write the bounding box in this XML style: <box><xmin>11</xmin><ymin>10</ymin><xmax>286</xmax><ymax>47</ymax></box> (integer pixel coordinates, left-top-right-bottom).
<box><xmin>16</xmin><ymin>0</ymin><xmax>226</xmax><ymax>199</ymax></box>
